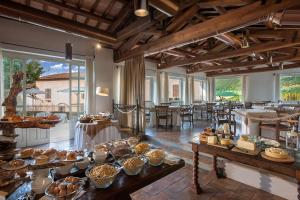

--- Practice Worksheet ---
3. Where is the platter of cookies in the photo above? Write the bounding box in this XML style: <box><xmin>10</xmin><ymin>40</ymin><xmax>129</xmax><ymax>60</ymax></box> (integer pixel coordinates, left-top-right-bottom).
<box><xmin>1</xmin><ymin>159</ymin><xmax>28</xmax><ymax>171</ymax></box>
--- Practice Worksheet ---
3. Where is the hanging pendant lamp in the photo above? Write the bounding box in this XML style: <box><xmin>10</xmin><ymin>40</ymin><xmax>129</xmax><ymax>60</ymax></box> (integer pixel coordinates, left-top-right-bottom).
<box><xmin>65</xmin><ymin>43</ymin><xmax>72</xmax><ymax>60</ymax></box>
<box><xmin>134</xmin><ymin>0</ymin><xmax>149</xmax><ymax>17</ymax></box>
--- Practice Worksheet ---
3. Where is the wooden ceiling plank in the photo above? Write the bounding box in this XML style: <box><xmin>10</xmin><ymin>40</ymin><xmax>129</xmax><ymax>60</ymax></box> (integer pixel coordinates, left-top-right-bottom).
<box><xmin>189</xmin><ymin>53</ymin><xmax>300</xmax><ymax>73</ymax></box>
<box><xmin>33</xmin><ymin>0</ymin><xmax>112</xmax><ymax>24</ymax></box>
<box><xmin>207</xmin><ymin>62</ymin><xmax>300</xmax><ymax>76</ymax></box>
<box><xmin>165</xmin><ymin>37</ymin><xmax>300</xmax><ymax>68</ymax></box>
<box><xmin>149</xmin><ymin>0</ymin><xmax>179</xmax><ymax>16</ymax></box>
<box><xmin>115</xmin><ymin>0</ymin><xmax>300</xmax><ymax>62</ymax></box>
<box><xmin>107</xmin><ymin>2</ymin><xmax>132</xmax><ymax>33</ymax></box>
<box><xmin>118</xmin><ymin>32</ymin><xmax>146</xmax><ymax>52</ymax></box>
<box><xmin>0</xmin><ymin>0</ymin><xmax>116</xmax><ymax>44</ymax></box>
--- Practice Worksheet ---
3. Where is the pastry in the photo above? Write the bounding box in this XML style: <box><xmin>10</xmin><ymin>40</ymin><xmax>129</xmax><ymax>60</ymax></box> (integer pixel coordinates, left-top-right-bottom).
<box><xmin>43</xmin><ymin>148</ymin><xmax>57</xmax><ymax>160</ymax></box>
<box><xmin>220</xmin><ymin>138</ymin><xmax>231</xmax><ymax>146</ymax></box>
<box><xmin>66</xmin><ymin>152</ymin><xmax>77</xmax><ymax>161</ymax></box>
<box><xmin>88</xmin><ymin>164</ymin><xmax>118</xmax><ymax>182</ymax></box>
<box><xmin>207</xmin><ymin>136</ymin><xmax>217</xmax><ymax>145</ymax></box>
<box><xmin>56</xmin><ymin>150</ymin><xmax>67</xmax><ymax>160</ymax></box>
<box><xmin>240</xmin><ymin>135</ymin><xmax>249</xmax><ymax>141</ymax></box>
<box><xmin>8</xmin><ymin>159</ymin><xmax>25</xmax><ymax>168</ymax></box>
<box><xmin>237</xmin><ymin>138</ymin><xmax>256</xmax><ymax>151</ymax></box>
<box><xmin>199</xmin><ymin>134</ymin><xmax>208</xmax><ymax>142</ymax></box>
<box><xmin>20</xmin><ymin>148</ymin><xmax>34</xmax><ymax>158</ymax></box>
<box><xmin>32</xmin><ymin>149</ymin><xmax>44</xmax><ymax>157</ymax></box>
<box><xmin>265</xmin><ymin>147</ymin><xmax>288</xmax><ymax>159</ymax></box>
<box><xmin>35</xmin><ymin>155</ymin><xmax>49</xmax><ymax>165</ymax></box>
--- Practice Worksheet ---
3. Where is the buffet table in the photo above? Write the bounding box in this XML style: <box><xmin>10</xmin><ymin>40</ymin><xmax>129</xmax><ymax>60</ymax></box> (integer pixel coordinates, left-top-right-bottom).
<box><xmin>190</xmin><ymin>138</ymin><xmax>300</xmax><ymax>199</ymax></box>
<box><xmin>74</xmin><ymin>121</ymin><xmax>121</xmax><ymax>150</ymax></box>
<box><xmin>232</xmin><ymin>109</ymin><xmax>277</xmax><ymax>135</ymax></box>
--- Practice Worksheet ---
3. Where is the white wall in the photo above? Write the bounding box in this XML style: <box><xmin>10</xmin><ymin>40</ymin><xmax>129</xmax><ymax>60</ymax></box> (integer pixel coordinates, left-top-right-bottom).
<box><xmin>94</xmin><ymin>48</ymin><xmax>114</xmax><ymax>113</ymax></box>
<box><xmin>0</xmin><ymin>17</ymin><xmax>115</xmax><ymax>113</ymax></box>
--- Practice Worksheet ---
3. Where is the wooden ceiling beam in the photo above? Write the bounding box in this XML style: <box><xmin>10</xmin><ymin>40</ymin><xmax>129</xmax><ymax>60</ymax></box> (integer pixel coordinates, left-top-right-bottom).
<box><xmin>166</xmin><ymin>4</ymin><xmax>200</xmax><ymax>33</ymax></box>
<box><xmin>33</xmin><ymin>0</ymin><xmax>112</xmax><ymax>25</ymax></box>
<box><xmin>118</xmin><ymin>32</ymin><xmax>146</xmax><ymax>52</ymax></box>
<box><xmin>149</xmin><ymin>0</ymin><xmax>179</xmax><ymax>17</ymax></box>
<box><xmin>0</xmin><ymin>0</ymin><xmax>117</xmax><ymax>44</ymax></box>
<box><xmin>197</xmin><ymin>0</ymin><xmax>254</xmax><ymax>8</ymax></box>
<box><xmin>207</xmin><ymin>62</ymin><xmax>300</xmax><ymax>77</ymax></box>
<box><xmin>188</xmin><ymin>53</ymin><xmax>300</xmax><ymax>73</ymax></box>
<box><xmin>164</xmin><ymin>36</ymin><xmax>300</xmax><ymax>68</ymax></box>
<box><xmin>114</xmin><ymin>0</ymin><xmax>300</xmax><ymax>62</ymax></box>
<box><xmin>108</xmin><ymin>2</ymin><xmax>132</xmax><ymax>33</ymax></box>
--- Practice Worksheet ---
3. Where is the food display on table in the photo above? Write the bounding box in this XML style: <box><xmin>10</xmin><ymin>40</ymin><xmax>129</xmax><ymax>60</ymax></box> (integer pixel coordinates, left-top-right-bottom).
<box><xmin>121</xmin><ymin>156</ymin><xmax>146</xmax><ymax>176</ymax></box>
<box><xmin>94</xmin><ymin>144</ymin><xmax>109</xmax><ymax>153</ymax></box>
<box><xmin>57</xmin><ymin>150</ymin><xmax>67</xmax><ymax>160</ymax></box>
<box><xmin>0</xmin><ymin>170</ymin><xmax>15</xmax><ymax>187</ymax></box>
<box><xmin>199</xmin><ymin>127</ymin><xmax>215</xmax><ymax>143</ymax></box>
<box><xmin>32</xmin><ymin>149</ymin><xmax>44</xmax><ymax>157</ymax></box>
<box><xmin>145</xmin><ymin>149</ymin><xmax>165</xmax><ymax>166</ymax></box>
<box><xmin>42</xmin><ymin>148</ymin><xmax>57</xmax><ymax>160</ymax></box>
<box><xmin>35</xmin><ymin>155</ymin><xmax>49</xmax><ymax>165</ymax></box>
<box><xmin>66</xmin><ymin>152</ymin><xmax>77</xmax><ymax>161</ymax></box>
<box><xmin>207</xmin><ymin>136</ymin><xmax>218</xmax><ymax>145</ymax></box>
<box><xmin>127</xmin><ymin>137</ymin><xmax>139</xmax><ymax>147</ymax></box>
<box><xmin>86</xmin><ymin>164</ymin><xmax>121</xmax><ymax>188</ymax></box>
<box><xmin>45</xmin><ymin>176</ymin><xmax>83</xmax><ymax>199</ymax></box>
<box><xmin>20</xmin><ymin>148</ymin><xmax>34</xmax><ymax>158</ymax></box>
<box><xmin>236</xmin><ymin>135</ymin><xmax>256</xmax><ymax>151</ymax></box>
<box><xmin>134</xmin><ymin>143</ymin><xmax>150</xmax><ymax>155</ymax></box>
<box><xmin>220</xmin><ymin>138</ymin><xmax>232</xmax><ymax>146</ymax></box>
<box><xmin>264</xmin><ymin>147</ymin><xmax>288</xmax><ymax>159</ymax></box>
<box><xmin>1</xmin><ymin>159</ymin><xmax>27</xmax><ymax>170</ymax></box>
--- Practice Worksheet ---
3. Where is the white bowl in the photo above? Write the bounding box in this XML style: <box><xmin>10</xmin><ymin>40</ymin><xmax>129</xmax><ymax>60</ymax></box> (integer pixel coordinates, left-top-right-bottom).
<box><xmin>55</xmin><ymin>163</ymin><xmax>72</xmax><ymax>175</ymax></box>
<box><xmin>76</xmin><ymin>157</ymin><xmax>90</xmax><ymax>169</ymax></box>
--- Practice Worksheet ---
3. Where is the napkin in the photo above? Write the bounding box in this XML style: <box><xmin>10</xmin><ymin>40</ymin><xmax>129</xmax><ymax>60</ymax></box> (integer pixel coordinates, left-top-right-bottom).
<box><xmin>164</xmin><ymin>153</ymin><xmax>181</xmax><ymax>165</ymax></box>
<box><xmin>39</xmin><ymin>190</ymin><xmax>86</xmax><ymax>200</ymax></box>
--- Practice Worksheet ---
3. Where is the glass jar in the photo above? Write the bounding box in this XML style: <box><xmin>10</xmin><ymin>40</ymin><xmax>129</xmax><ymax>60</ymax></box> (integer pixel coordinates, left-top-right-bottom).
<box><xmin>286</xmin><ymin>129</ymin><xmax>299</xmax><ymax>151</ymax></box>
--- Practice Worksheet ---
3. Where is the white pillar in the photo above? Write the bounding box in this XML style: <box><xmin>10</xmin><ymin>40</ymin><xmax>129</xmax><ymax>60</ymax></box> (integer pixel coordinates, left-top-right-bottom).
<box><xmin>85</xmin><ymin>56</ymin><xmax>94</xmax><ymax>114</ymax></box>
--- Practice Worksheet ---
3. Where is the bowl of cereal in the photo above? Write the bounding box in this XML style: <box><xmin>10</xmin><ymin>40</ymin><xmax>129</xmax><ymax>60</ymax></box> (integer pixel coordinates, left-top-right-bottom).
<box><xmin>120</xmin><ymin>156</ymin><xmax>146</xmax><ymax>176</ymax></box>
<box><xmin>134</xmin><ymin>143</ymin><xmax>150</xmax><ymax>155</ymax></box>
<box><xmin>85</xmin><ymin>164</ymin><xmax>121</xmax><ymax>188</ymax></box>
<box><xmin>145</xmin><ymin>149</ymin><xmax>165</xmax><ymax>166</ymax></box>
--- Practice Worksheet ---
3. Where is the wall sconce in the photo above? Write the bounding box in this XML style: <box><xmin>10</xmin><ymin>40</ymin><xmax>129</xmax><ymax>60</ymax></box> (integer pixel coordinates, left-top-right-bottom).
<box><xmin>96</xmin><ymin>87</ymin><xmax>109</xmax><ymax>96</ymax></box>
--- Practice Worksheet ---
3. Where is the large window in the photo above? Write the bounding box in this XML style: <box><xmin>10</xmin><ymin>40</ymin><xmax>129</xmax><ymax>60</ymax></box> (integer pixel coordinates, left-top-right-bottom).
<box><xmin>280</xmin><ymin>74</ymin><xmax>300</xmax><ymax>101</ymax></box>
<box><xmin>168</xmin><ymin>78</ymin><xmax>182</xmax><ymax>101</ymax></box>
<box><xmin>215</xmin><ymin>77</ymin><xmax>242</xmax><ymax>101</ymax></box>
<box><xmin>194</xmin><ymin>79</ymin><xmax>207</xmax><ymax>101</ymax></box>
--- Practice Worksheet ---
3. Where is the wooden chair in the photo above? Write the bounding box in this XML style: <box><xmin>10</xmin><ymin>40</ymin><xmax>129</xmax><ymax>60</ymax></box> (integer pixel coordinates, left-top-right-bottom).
<box><xmin>205</xmin><ymin>103</ymin><xmax>216</xmax><ymax>120</ymax></box>
<box><xmin>180</xmin><ymin>105</ymin><xmax>194</xmax><ymax>127</ymax></box>
<box><xmin>244</xmin><ymin>102</ymin><xmax>253</xmax><ymax>109</ymax></box>
<box><xmin>214</xmin><ymin>110</ymin><xmax>237</xmax><ymax>136</ymax></box>
<box><xmin>155</xmin><ymin>106</ymin><xmax>172</xmax><ymax>129</ymax></box>
<box><xmin>259</xmin><ymin>120</ymin><xmax>290</xmax><ymax>141</ymax></box>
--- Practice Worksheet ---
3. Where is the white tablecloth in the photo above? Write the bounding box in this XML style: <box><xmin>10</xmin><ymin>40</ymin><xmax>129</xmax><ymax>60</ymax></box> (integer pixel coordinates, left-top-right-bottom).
<box><xmin>149</xmin><ymin>106</ymin><xmax>181</xmax><ymax>127</ymax></box>
<box><xmin>74</xmin><ymin>122</ymin><xmax>121</xmax><ymax>150</ymax></box>
<box><xmin>233</xmin><ymin>109</ymin><xmax>277</xmax><ymax>136</ymax></box>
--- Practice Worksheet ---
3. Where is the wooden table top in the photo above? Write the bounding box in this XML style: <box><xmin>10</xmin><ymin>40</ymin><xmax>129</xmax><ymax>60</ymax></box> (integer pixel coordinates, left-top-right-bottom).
<box><xmin>190</xmin><ymin>138</ymin><xmax>300</xmax><ymax>178</ymax></box>
<box><xmin>5</xmin><ymin>160</ymin><xmax>185</xmax><ymax>200</ymax></box>
<box><xmin>78</xmin><ymin>160</ymin><xmax>185</xmax><ymax>200</ymax></box>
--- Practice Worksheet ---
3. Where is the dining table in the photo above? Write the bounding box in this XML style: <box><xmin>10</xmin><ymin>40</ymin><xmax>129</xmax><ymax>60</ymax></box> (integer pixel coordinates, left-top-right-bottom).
<box><xmin>149</xmin><ymin>106</ymin><xmax>181</xmax><ymax>127</ymax></box>
<box><xmin>74</xmin><ymin>120</ymin><xmax>121</xmax><ymax>150</ymax></box>
<box><xmin>232</xmin><ymin>108</ymin><xmax>278</xmax><ymax>136</ymax></box>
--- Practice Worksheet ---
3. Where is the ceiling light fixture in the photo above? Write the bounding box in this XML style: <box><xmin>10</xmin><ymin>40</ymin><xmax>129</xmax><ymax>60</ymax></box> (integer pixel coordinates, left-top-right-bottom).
<box><xmin>96</xmin><ymin>43</ymin><xmax>102</xmax><ymax>49</ymax></box>
<box><xmin>65</xmin><ymin>43</ymin><xmax>72</xmax><ymax>60</ymax></box>
<box><xmin>134</xmin><ymin>0</ymin><xmax>149</xmax><ymax>17</ymax></box>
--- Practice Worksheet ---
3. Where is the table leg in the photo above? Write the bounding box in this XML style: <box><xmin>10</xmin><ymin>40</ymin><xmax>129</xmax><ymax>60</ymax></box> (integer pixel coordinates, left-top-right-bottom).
<box><xmin>116</xmin><ymin>194</ymin><xmax>132</xmax><ymax>200</ymax></box>
<box><xmin>297</xmin><ymin>170</ymin><xmax>300</xmax><ymax>200</ymax></box>
<box><xmin>193</xmin><ymin>151</ymin><xmax>202</xmax><ymax>194</ymax></box>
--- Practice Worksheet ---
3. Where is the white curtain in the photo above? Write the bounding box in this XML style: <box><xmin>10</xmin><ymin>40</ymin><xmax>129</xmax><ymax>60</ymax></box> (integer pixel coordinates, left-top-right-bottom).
<box><xmin>85</xmin><ymin>57</ymin><xmax>94</xmax><ymax>114</ymax></box>
<box><xmin>241</xmin><ymin>75</ymin><xmax>247</xmax><ymax>103</ymax></box>
<box><xmin>185</xmin><ymin>75</ymin><xmax>194</xmax><ymax>105</ymax></box>
<box><xmin>274</xmin><ymin>73</ymin><xmax>280</xmax><ymax>102</ymax></box>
